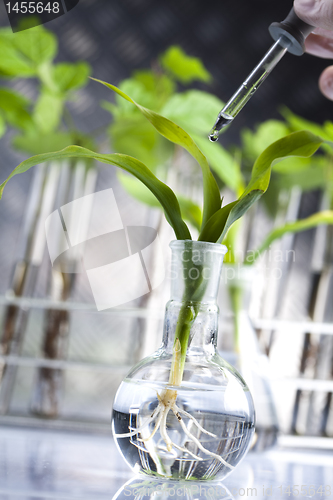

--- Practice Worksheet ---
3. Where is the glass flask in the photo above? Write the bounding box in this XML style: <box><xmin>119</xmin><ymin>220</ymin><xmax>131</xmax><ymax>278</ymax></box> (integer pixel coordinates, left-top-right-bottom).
<box><xmin>112</xmin><ymin>240</ymin><xmax>255</xmax><ymax>481</ymax></box>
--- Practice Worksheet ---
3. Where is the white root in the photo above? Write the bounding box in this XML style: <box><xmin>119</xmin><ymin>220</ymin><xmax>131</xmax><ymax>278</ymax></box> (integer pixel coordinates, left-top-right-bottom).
<box><xmin>138</xmin><ymin>403</ymin><xmax>164</xmax><ymax>443</ymax></box>
<box><xmin>173</xmin><ymin>403</ymin><xmax>217</xmax><ymax>438</ymax></box>
<box><xmin>116</xmin><ymin>392</ymin><xmax>234</xmax><ymax>470</ymax></box>
<box><xmin>159</xmin><ymin>405</ymin><xmax>173</xmax><ymax>452</ymax></box>
<box><xmin>172</xmin><ymin>442</ymin><xmax>203</xmax><ymax>461</ymax></box>
<box><xmin>177</xmin><ymin>416</ymin><xmax>234</xmax><ymax>470</ymax></box>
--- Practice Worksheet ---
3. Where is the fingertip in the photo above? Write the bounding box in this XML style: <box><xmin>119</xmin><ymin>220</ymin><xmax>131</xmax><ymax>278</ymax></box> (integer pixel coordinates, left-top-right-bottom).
<box><xmin>319</xmin><ymin>66</ymin><xmax>333</xmax><ymax>100</ymax></box>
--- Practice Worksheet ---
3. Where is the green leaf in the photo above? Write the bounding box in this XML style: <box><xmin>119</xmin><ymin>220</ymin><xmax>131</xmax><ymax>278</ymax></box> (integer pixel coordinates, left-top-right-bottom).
<box><xmin>33</xmin><ymin>91</ymin><xmax>63</xmax><ymax>133</ymax></box>
<box><xmin>281</xmin><ymin>107</ymin><xmax>333</xmax><ymax>141</ymax></box>
<box><xmin>52</xmin><ymin>62</ymin><xmax>90</xmax><ymax>93</ymax></box>
<box><xmin>251</xmin><ymin>211</ymin><xmax>333</xmax><ymax>261</ymax></box>
<box><xmin>199</xmin><ymin>131</ymin><xmax>326</xmax><ymax>243</ymax></box>
<box><xmin>158</xmin><ymin>90</ymin><xmax>241</xmax><ymax>191</ymax></box>
<box><xmin>0</xmin><ymin>112</ymin><xmax>6</xmax><ymax>138</ymax></box>
<box><xmin>173</xmin><ymin>195</ymin><xmax>202</xmax><ymax>231</ymax></box>
<box><xmin>0</xmin><ymin>146</ymin><xmax>191</xmax><ymax>241</ymax></box>
<box><xmin>193</xmin><ymin>135</ymin><xmax>241</xmax><ymax>192</ymax></box>
<box><xmin>161</xmin><ymin>90</ymin><xmax>224</xmax><ymax>135</ymax></box>
<box><xmin>0</xmin><ymin>32</ymin><xmax>36</xmax><ymax>76</ymax></box>
<box><xmin>159</xmin><ymin>46</ymin><xmax>212</xmax><ymax>84</ymax></box>
<box><xmin>0</xmin><ymin>26</ymin><xmax>57</xmax><ymax>76</ymax></box>
<box><xmin>92</xmin><ymin>78</ymin><xmax>221</xmax><ymax>229</ymax></box>
<box><xmin>118</xmin><ymin>172</ymin><xmax>202</xmax><ymax>230</ymax></box>
<box><xmin>11</xmin><ymin>26</ymin><xmax>57</xmax><ymax>66</ymax></box>
<box><xmin>112</xmin><ymin>79</ymin><xmax>159</xmax><ymax>116</ymax></box>
<box><xmin>108</xmin><ymin>116</ymin><xmax>172</xmax><ymax>171</ymax></box>
<box><xmin>242</xmin><ymin>131</ymin><xmax>324</xmax><ymax>198</ymax></box>
<box><xmin>118</xmin><ymin>172</ymin><xmax>160</xmax><ymax>206</ymax></box>
<box><xmin>198</xmin><ymin>191</ymin><xmax>262</xmax><ymax>243</ymax></box>
<box><xmin>132</xmin><ymin>70</ymin><xmax>175</xmax><ymax>110</ymax></box>
<box><xmin>104</xmin><ymin>73</ymin><xmax>176</xmax><ymax>170</ymax></box>
<box><xmin>241</xmin><ymin>120</ymin><xmax>290</xmax><ymax>162</ymax></box>
<box><xmin>13</xmin><ymin>131</ymin><xmax>75</xmax><ymax>155</ymax></box>
<box><xmin>270</xmin><ymin>154</ymin><xmax>328</xmax><ymax>191</ymax></box>
<box><xmin>0</xmin><ymin>88</ymin><xmax>32</xmax><ymax>131</ymax></box>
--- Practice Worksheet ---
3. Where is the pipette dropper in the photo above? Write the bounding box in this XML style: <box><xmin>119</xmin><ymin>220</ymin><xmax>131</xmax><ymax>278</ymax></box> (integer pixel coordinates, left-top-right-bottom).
<box><xmin>209</xmin><ymin>8</ymin><xmax>314</xmax><ymax>142</ymax></box>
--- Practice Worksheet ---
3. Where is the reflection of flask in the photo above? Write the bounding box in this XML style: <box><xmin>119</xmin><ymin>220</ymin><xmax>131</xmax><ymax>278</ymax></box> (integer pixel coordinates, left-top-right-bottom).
<box><xmin>113</xmin><ymin>476</ymin><xmax>236</xmax><ymax>500</ymax></box>
<box><xmin>220</xmin><ymin>265</ymin><xmax>279</xmax><ymax>451</ymax></box>
<box><xmin>112</xmin><ymin>240</ymin><xmax>255</xmax><ymax>481</ymax></box>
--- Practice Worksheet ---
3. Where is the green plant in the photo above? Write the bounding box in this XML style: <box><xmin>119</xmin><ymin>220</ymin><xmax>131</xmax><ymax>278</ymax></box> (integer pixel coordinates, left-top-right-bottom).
<box><xmin>1</xmin><ymin>72</ymin><xmax>330</xmax><ymax>458</ymax></box>
<box><xmin>0</xmin><ymin>23</ymin><xmax>92</xmax><ymax>153</ymax></box>
<box><xmin>103</xmin><ymin>46</ymin><xmax>239</xmax><ymax>231</ymax></box>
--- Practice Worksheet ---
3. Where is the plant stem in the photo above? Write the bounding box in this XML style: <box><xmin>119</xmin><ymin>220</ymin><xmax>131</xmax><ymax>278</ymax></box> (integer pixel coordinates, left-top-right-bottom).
<box><xmin>228</xmin><ymin>284</ymin><xmax>243</xmax><ymax>354</ymax></box>
<box><xmin>169</xmin><ymin>304</ymin><xmax>195</xmax><ymax>386</ymax></box>
<box><xmin>167</xmin><ymin>250</ymin><xmax>206</xmax><ymax>388</ymax></box>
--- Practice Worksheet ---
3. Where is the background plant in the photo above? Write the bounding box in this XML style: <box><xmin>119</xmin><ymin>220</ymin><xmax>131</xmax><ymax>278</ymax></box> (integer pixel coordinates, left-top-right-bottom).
<box><xmin>0</xmin><ymin>22</ymin><xmax>92</xmax><ymax>154</ymax></box>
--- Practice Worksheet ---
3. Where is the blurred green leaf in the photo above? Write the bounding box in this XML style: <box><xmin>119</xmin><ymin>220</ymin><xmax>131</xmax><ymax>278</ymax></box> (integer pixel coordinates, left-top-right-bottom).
<box><xmin>193</xmin><ymin>135</ymin><xmax>241</xmax><ymax>192</ymax></box>
<box><xmin>118</xmin><ymin>171</ymin><xmax>159</xmax><ymax>206</ymax></box>
<box><xmin>175</xmin><ymin>194</ymin><xmax>202</xmax><ymax>231</ymax></box>
<box><xmin>109</xmin><ymin>117</ymin><xmax>172</xmax><ymax>170</ymax></box>
<box><xmin>0</xmin><ymin>31</ymin><xmax>36</xmax><ymax>76</ymax></box>
<box><xmin>323</xmin><ymin>121</ymin><xmax>333</xmax><ymax>139</ymax></box>
<box><xmin>53</xmin><ymin>62</ymin><xmax>90</xmax><ymax>93</ymax></box>
<box><xmin>0</xmin><ymin>88</ymin><xmax>32</xmax><ymax>130</ymax></box>
<box><xmin>118</xmin><ymin>172</ymin><xmax>202</xmax><ymax>230</ymax></box>
<box><xmin>161</xmin><ymin>90</ymin><xmax>223</xmax><ymax>135</ymax></box>
<box><xmin>132</xmin><ymin>70</ymin><xmax>175</xmax><ymax>110</ymax></box>
<box><xmin>13</xmin><ymin>131</ymin><xmax>74</xmax><ymax>155</ymax></box>
<box><xmin>241</xmin><ymin>120</ymin><xmax>290</xmax><ymax>162</ymax></box>
<box><xmin>0</xmin><ymin>146</ymin><xmax>191</xmax><ymax>240</ymax></box>
<box><xmin>93</xmin><ymin>78</ymin><xmax>221</xmax><ymax>228</ymax></box>
<box><xmin>33</xmin><ymin>91</ymin><xmax>63</xmax><ymax>133</ymax></box>
<box><xmin>281</xmin><ymin>107</ymin><xmax>333</xmax><ymax>140</ymax></box>
<box><xmin>0</xmin><ymin>112</ymin><xmax>6</xmax><ymax>138</ymax></box>
<box><xmin>252</xmin><ymin>210</ymin><xmax>333</xmax><ymax>261</ymax></box>
<box><xmin>272</xmin><ymin>155</ymin><xmax>317</xmax><ymax>174</ymax></box>
<box><xmin>275</xmin><ymin>160</ymin><xmax>328</xmax><ymax>192</ymax></box>
<box><xmin>111</xmin><ymin>79</ymin><xmax>159</xmax><ymax>117</ymax></box>
<box><xmin>12</xmin><ymin>26</ymin><xmax>57</xmax><ymax>66</ymax></box>
<box><xmin>0</xmin><ymin>25</ymin><xmax>57</xmax><ymax>76</ymax></box>
<box><xmin>159</xmin><ymin>46</ymin><xmax>212</xmax><ymax>84</ymax></box>
<box><xmin>104</xmin><ymin>72</ymin><xmax>176</xmax><ymax>170</ymax></box>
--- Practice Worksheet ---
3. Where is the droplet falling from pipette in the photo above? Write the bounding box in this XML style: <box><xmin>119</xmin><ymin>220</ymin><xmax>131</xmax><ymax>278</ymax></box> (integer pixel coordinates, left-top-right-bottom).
<box><xmin>209</xmin><ymin>112</ymin><xmax>234</xmax><ymax>142</ymax></box>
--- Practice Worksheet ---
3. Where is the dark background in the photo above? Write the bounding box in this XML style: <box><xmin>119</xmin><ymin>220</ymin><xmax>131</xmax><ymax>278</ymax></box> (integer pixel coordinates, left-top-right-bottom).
<box><xmin>0</xmin><ymin>0</ymin><xmax>331</xmax><ymax>146</ymax></box>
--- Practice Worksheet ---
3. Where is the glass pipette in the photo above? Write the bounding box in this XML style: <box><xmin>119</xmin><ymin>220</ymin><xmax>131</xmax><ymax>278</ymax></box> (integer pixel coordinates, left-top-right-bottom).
<box><xmin>209</xmin><ymin>8</ymin><xmax>314</xmax><ymax>142</ymax></box>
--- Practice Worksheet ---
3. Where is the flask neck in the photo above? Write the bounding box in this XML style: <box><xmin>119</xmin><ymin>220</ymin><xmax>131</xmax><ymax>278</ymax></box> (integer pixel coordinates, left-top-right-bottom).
<box><xmin>169</xmin><ymin>240</ymin><xmax>227</xmax><ymax>304</ymax></box>
<box><xmin>162</xmin><ymin>240</ymin><xmax>227</xmax><ymax>355</ymax></box>
<box><xmin>162</xmin><ymin>300</ymin><xmax>219</xmax><ymax>355</ymax></box>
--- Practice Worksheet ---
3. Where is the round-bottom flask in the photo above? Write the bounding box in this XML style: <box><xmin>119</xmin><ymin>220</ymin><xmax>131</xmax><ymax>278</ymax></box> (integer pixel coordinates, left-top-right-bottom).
<box><xmin>112</xmin><ymin>240</ymin><xmax>255</xmax><ymax>481</ymax></box>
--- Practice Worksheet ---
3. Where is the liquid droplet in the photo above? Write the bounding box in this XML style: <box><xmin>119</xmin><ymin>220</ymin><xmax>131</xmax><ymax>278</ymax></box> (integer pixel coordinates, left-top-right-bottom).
<box><xmin>208</xmin><ymin>112</ymin><xmax>234</xmax><ymax>142</ymax></box>
<box><xmin>209</xmin><ymin>131</ymin><xmax>219</xmax><ymax>142</ymax></box>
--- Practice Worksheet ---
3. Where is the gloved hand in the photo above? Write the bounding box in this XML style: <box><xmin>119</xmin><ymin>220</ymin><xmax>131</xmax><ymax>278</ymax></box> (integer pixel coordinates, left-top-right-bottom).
<box><xmin>294</xmin><ymin>0</ymin><xmax>333</xmax><ymax>99</ymax></box>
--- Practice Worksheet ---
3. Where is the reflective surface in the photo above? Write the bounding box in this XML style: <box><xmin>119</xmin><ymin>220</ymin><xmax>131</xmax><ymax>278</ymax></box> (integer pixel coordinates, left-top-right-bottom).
<box><xmin>0</xmin><ymin>425</ymin><xmax>332</xmax><ymax>499</ymax></box>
